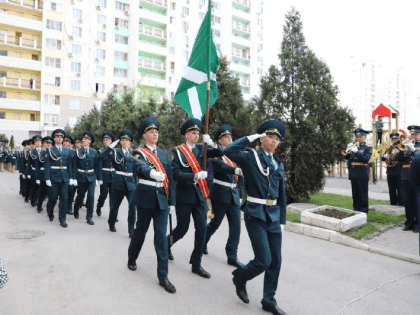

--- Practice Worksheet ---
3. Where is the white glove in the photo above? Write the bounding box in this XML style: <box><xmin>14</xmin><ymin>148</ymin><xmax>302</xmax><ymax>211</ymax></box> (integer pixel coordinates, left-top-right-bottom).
<box><xmin>351</xmin><ymin>146</ymin><xmax>358</xmax><ymax>153</ymax></box>
<box><xmin>203</xmin><ymin>134</ymin><xmax>215</xmax><ymax>147</ymax></box>
<box><xmin>169</xmin><ymin>205</ymin><xmax>175</xmax><ymax>215</ymax></box>
<box><xmin>391</xmin><ymin>148</ymin><xmax>398</xmax><ymax>155</ymax></box>
<box><xmin>347</xmin><ymin>142</ymin><xmax>353</xmax><ymax>149</ymax></box>
<box><xmin>247</xmin><ymin>133</ymin><xmax>266</xmax><ymax>142</ymax></box>
<box><xmin>196</xmin><ymin>171</ymin><xmax>208</xmax><ymax>180</ymax></box>
<box><xmin>73</xmin><ymin>179</ymin><xmax>78</xmax><ymax>186</ymax></box>
<box><xmin>22</xmin><ymin>174</ymin><xmax>26</xmax><ymax>179</ymax></box>
<box><xmin>408</xmin><ymin>144</ymin><xmax>416</xmax><ymax>152</ymax></box>
<box><xmin>150</xmin><ymin>169</ymin><xmax>166</xmax><ymax>182</ymax></box>
<box><xmin>36</xmin><ymin>180</ymin><xmax>40</xmax><ymax>185</ymax></box>
<box><xmin>281</xmin><ymin>224</ymin><xmax>285</xmax><ymax>233</ymax></box>
<box><xmin>98</xmin><ymin>180</ymin><xmax>103</xmax><ymax>185</ymax></box>
<box><xmin>95</xmin><ymin>180</ymin><xmax>99</xmax><ymax>186</ymax></box>
<box><xmin>383</xmin><ymin>153</ymin><xmax>390</xmax><ymax>159</ymax></box>
<box><xmin>27</xmin><ymin>175</ymin><xmax>31</xmax><ymax>179</ymax></box>
<box><xmin>46</xmin><ymin>180</ymin><xmax>52</xmax><ymax>187</ymax></box>
<box><xmin>235</xmin><ymin>168</ymin><xmax>243</xmax><ymax>176</ymax></box>
<box><xmin>110</xmin><ymin>139</ymin><xmax>120</xmax><ymax>149</ymax></box>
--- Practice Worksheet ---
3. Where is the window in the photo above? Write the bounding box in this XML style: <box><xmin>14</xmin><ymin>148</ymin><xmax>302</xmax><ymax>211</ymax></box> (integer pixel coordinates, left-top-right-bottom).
<box><xmin>96</xmin><ymin>83</ymin><xmax>105</xmax><ymax>93</ymax></box>
<box><xmin>97</xmin><ymin>31</ymin><xmax>106</xmax><ymax>42</ymax></box>
<box><xmin>170</xmin><ymin>17</ymin><xmax>175</xmax><ymax>24</ymax></box>
<box><xmin>0</xmin><ymin>30</ymin><xmax>8</xmax><ymax>37</ymax></box>
<box><xmin>199</xmin><ymin>12</ymin><xmax>205</xmax><ymax>19</ymax></box>
<box><xmin>257</xmin><ymin>56</ymin><xmax>263</xmax><ymax>63</ymax></box>
<box><xmin>96</xmin><ymin>66</ymin><xmax>105</xmax><ymax>76</ymax></box>
<box><xmin>45</xmin><ymin>57</ymin><xmax>61</xmax><ymax>68</ymax></box>
<box><xmin>182</xmin><ymin>21</ymin><xmax>189</xmax><ymax>30</ymax></box>
<box><xmin>71</xmin><ymin>62</ymin><xmax>81</xmax><ymax>73</ymax></box>
<box><xmin>183</xmin><ymin>36</ymin><xmax>189</xmax><ymax>46</ymax></box>
<box><xmin>115</xmin><ymin>18</ymin><xmax>129</xmax><ymax>28</ymax></box>
<box><xmin>114</xmin><ymin>51</ymin><xmax>128</xmax><ymax>61</ymax></box>
<box><xmin>0</xmin><ymin>111</ymin><xmax>5</xmax><ymax>118</ymax></box>
<box><xmin>0</xmin><ymin>71</ymin><xmax>6</xmax><ymax>78</ymax></box>
<box><xmin>73</xmin><ymin>8</ymin><xmax>82</xmax><ymax>20</ymax></box>
<box><xmin>72</xmin><ymin>26</ymin><xmax>82</xmax><ymax>38</ymax></box>
<box><xmin>44</xmin><ymin>76</ymin><xmax>60</xmax><ymax>86</ymax></box>
<box><xmin>98</xmin><ymin>0</ymin><xmax>107</xmax><ymax>8</ymax></box>
<box><xmin>258</xmin><ymin>19</ymin><xmax>263</xmax><ymax>26</ymax></box>
<box><xmin>182</xmin><ymin>7</ymin><xmax>189</xmax><ymax>16</ymax></box>
<box><xmin>211</xmin><ymin>16</ymin><xmax>221</xmax><ymax>24</ymax></box>
<box><xmin>215</xmin><ymin>43</ymin><xmax>221</xmax><ymax>52</ymax></box>
<box><xmin>0</xmin><ymin>50</ymin><xmax>7</xmax><ymax>56</ymax></box>
<box><xmin>170</xmin><ymin>62</ymin><xmax>175</xmax><ymax>71</ymax></box>
<box><xmin>50</xmin><ymin>2</ymin><xmax>56</xmax><ymax>11</ymax></box>
<box><xmin>0</xmin><ymin>9</ymin><xmax>8</xmax><ymax>15</ymax></box>
<box><xmin>72</xmin><ymin>44</ymin><xmax>82</xmax><ymax>55</ymax></box>
<box><xmin>55</xmin><ymin>77</ymin><xmax>60</xmax><ymax>86</ymax></box>
<box><xmin>0</xmin><ymin>92</ymin><xmax>6</xmax><ymax>99</ymax></box>
<box><xmin>169</xmin><ymin>47</ymin><xmax>175</xmax><ymax>54</ymax></box>
<box><xmin>44</xmin><ymin>95</ymin><xmax>60</xmax><ymax>105</ymax></box>
<box><xmin>30</xmin><ymin>114</ymin><xmax>37</xmax><ymax>121</ymax></box>
<box><xmin>69</xmin><ymin>117</ymin><xmax>78</xmax><ymax>127</ymax></box>
<box><xmin>199</xmin><ymin>0</ymin><xmax>205</xmax><ymax>6</ymax></box>
<box><xmin>115</xmin><ymin>1</ymin><xmax>129</xmax><ymax>11</ymax></box>
<box><xmin>46</xmin><ymin>38</ymin><xmax>61</xmax><ymax>50</ymax></box>
<box><xmin>71</xmin><ymin>80</ymin><xmax>81</xmax><ymax>90</ymax></box>
<box><xmin>212</xmin><ymin>2</ymin><xmax>220</xmax><ymax>10</ymax></box>
<box><xmin>115</xmin><ymin>35</ymin><xmax>128</xmax><ymax>44</ymax></box>
<box><xmin>182</xmin><ymin>50</ymin><xmax>189</xmax><ymax>60</ymax></box>
<box><xmin>257</xmin><ymin>43</ymin><xmax>263</xmax><ymax>51</ymax></box>
<box><xmin>170</xmin><ymin>92</ymin><xmax>175</xmax><ymax>100</ymax></box>
<box><xmin>70</xmin><ymin>99</ymin><xmax>81</xmax><ymax>109</ymax></box>
<box><xmin>97</xmin><ymin>14</ymin><xmax>106</xmax><ymax>25</ymax></box>
<box><xmin>46</xmin><ymin>20</ymin><xmax>62</xmax><ymax>31</ymax></box>
<box><xmin>45</xmin><ymin>114</ymin><xmax>60</xmax><ymax>124</ymax></box>
<box><xmin>96</xmin><ymin>49</ymin><xmax>106</xmax><ymax>59</ymax></box>
<box><xmin>257</xmin><ymin>68</ymin><xmax>263</xmax><ymax>75</ymax></box>
<box><xmin>113</xmin><ymin>68</ymin><xmax>127</xmax><ymax>77</ymax></box>
<box><xmin>213</xmin><ymin>30</ymin><xmax>220</xmax><ymax>37</ymax></box>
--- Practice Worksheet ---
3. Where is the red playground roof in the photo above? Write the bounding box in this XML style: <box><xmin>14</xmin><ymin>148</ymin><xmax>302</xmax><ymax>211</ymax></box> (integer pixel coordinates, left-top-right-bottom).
<box><xmin>399</xmin><ymin>129</ymin><xmax>407</xmax><ymax>135</ymax></box>
<box><xmin>372</xmin><ymin>103</ymin><xmax>391</xmax><ymax>118</ymax></box>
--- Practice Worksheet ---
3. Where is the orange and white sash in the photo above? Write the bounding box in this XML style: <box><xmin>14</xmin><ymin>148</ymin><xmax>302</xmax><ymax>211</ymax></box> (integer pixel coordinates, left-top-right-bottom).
<box><xmin>178</xmin><ymin>144</ymin><xmax>209</xmax><ymax>197</ymax></box>
<box><xmin>139</xmin><ymin>148</ymin><xmax>169</xmax><ymax>199</ymax></box>
<box><xmin>222</xmin><ymin>155</ymin><xmax>238</xmax><ymax>182</ymax></box>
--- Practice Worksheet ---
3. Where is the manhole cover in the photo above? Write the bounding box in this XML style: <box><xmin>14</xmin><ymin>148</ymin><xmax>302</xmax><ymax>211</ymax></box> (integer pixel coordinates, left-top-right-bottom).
<box><xmin>6</xmin><ymin>230</ymin><xmax>45</xmax><ymax>239</ymax></box>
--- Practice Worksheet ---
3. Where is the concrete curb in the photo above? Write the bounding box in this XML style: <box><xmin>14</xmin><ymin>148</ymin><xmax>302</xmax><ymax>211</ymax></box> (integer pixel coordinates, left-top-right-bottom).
<box><xmin>285</xmin><ymin>221</ymin><xmax>420</xmax><ymax>265</ymax></box>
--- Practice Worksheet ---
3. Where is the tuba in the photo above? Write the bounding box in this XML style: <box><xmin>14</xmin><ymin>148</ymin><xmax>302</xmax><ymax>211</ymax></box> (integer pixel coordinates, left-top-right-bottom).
<box><xmin>385</xmin><ymin>134</ymin><xmax>406</xmax><ymax>167</ymax></box>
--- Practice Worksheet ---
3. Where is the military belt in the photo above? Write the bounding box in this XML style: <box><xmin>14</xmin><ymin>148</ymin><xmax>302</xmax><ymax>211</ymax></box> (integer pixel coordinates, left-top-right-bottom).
<box><xmin>247</xmin><ymin>196</ymin><xmax>277</xmax><ymax>206</ymax></box>
<box><xmin>115</xmin><ymin>171</ymin><xmax>133</xmax><ymax>177</ymax></box>
<box><xmin>213</xmin><ymin>179</ymin><xmax>237</xmax><ymax>189</ymax></box>
<box><xmin>139</xmin><ymin>179</ymin><xmax>164</xmax><ymax>188</ymax></box>
<box><xmin>51</xmin><ymin>166</ymin><xmax>67</xmax><ymax>170</ymax></box>
<box><xmin>78</xmin><ymin>169</ymin><xmax>94</xmax><ymax>173</ymax></box>
<box><xmin>403</xmin><ymin>164</ymin><xmax>411</xmax><ymax>168</ymax></box>
<box><xmin>351</xmin><ymin>162</ymin><xmax>367</xmax><ymax>166</ymax></box>
<box><xmin>102</xmin><ymin>168</ymin><xmax>114</xmax><ymax>172</ymax></box>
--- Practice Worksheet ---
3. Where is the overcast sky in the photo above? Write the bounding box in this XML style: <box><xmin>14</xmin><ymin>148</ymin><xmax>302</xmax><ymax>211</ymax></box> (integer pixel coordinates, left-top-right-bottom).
<box><xmin>263</xmin><ymin>0</ymin><xmax>420</xmax><ymax>105</ymax></box>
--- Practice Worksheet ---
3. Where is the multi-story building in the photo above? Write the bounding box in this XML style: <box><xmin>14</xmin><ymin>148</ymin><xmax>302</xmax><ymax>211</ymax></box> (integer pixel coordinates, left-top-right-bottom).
<box><xmin>342</xmin><ymin>57</ymin><xmax>411</xmax><ymax>132</ymax></box>
<box><xmin>0</xmin><ymin>0</ymin><xmax>264</xmax><ymax>144</ymax></box>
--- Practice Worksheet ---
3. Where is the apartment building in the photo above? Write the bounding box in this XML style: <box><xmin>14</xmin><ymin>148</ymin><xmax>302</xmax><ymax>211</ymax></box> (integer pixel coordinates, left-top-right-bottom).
<box><xmin>0</xmin><ymin>0</ymin><xmax>264</xmax><ymax>144</ymax></box>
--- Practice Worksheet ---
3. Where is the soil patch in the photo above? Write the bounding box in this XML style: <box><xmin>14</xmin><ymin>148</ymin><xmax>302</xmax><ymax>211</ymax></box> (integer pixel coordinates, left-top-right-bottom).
<box><xmin>313</xmin><ymin>209</ymin><xmax>355</xmax><ymax>220</ymax></box>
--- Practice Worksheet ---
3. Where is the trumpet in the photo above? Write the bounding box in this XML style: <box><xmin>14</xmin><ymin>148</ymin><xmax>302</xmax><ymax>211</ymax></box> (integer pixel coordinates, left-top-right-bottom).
<box><xmin>401</xmin><ymin>139</ymin><xmax>414</xmax><ymax>150</ymax></box>
<box><xmin>342</xmin><ymin>142</ymin><xmax>359</xmax><ymax>156</ymax></box>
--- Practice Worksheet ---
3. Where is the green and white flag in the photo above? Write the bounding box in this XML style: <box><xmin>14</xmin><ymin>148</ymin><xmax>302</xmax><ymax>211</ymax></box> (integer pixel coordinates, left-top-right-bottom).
<box><xmin>174</xmin><ymin>0</ymin><xmax>219</xmax><ymax>119</ymax></box>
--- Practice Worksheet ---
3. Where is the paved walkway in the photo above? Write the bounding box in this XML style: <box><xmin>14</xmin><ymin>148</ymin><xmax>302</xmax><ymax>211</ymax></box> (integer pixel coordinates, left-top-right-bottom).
<box><xmin>323</xmin><ymin>176</ymin><xmax>419</xmax><ymax>257</ymax></box>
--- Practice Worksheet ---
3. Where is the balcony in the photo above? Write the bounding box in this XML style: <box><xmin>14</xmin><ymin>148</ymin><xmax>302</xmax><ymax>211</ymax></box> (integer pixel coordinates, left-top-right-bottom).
<box><xmin>137</xmin><ymin>76</ymin><xmax>166</xmax><ymax>89</ymax></box>
<box><xmin>0</xmin><ymin>97</ymin><xmax>41</xmax><ymax>111</ymax></box>
<box><xmin>0</xmin><ymin>34</ymin><xmax>42</xmax><ymax>51</ymax></box>
<box><xmin>140</xmin><ymin>0</ymin><xmax>167</xmax><ymax>9</ymax></box>
<box><xmin>231</xmin><ymin>50</ymin><xmax>250</xmax><ymax>61</ymax></box>
<box><xmin>232</xmin><ymin>22</ymin><xmax>250</xmax><ymax>34</ymax></box>
<box><xmin>139</xmin><ymin>25</ymin><xmax>167</xmax><ymax>40</ymax></box>
<box><xmin>139</xmin><ymin>7</ymin><xmax>167</xmax><ymax>25</ymax></box>
<box><xmin>0</xmin><ymin>55</ymin><xmax>42</xmax><ymax>71</ymax></box>
<box><xmin>230</xmin><ymin>61</ymin><xmax>250</xmax><ymax>74</ymax></box>
<box><xmin>233</xmin><ymin>0</ymin><xmax>251</xmax><ymax>9</ymax></box>
<box><xmin>0</xmin><ymin>9</ymin><xmax>43</xmax><ymax>31</ymax></box>
<box><xmin>0</xmin><ymin>0</ymin><xmax>43</xmax><ymax>12</ymax></box>
<box><xmin>138</xmin><ymin>59</ymin><xmax>166</xmax><ymax>72</ymax></box>
<box><xmin>0</xmin><ymin>119</ymin><xmax>41</xmax><ymax>131</ymax></box>
<box><xmin>138</xmin><ymin>41</ymin><xmax>167</xmax><ymax>56</ymax></box>
<box><xmin>2</xmin><ymin>76</ymin><xmax>41</xmax><ymax>91</ymax></box>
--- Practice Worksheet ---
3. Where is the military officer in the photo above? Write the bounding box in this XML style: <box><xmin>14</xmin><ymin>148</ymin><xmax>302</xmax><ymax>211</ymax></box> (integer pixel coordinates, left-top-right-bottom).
<box><xmin>168</xmin><ymin>118</ymin><xmax>223</xmax><ymax>279</ymax></box>
<box><xmin>17</xmin><ymin>140</ymin><xmax>27</xmax><ymax>195</ymax></box>
<box><xmin>35</xmin><ymin>136</ymin><xmax>52</xmax><ymax>213</ymax></box>
<box><xmin>27</xmin><ymin>135</ymin><xmax>43</xmax><ymax>207</ymax></box>
<box><xmin>383</xmin><ymin>133</ymin><xmax>404</xmax><ymax>206</ymax></box>
<box><xmin>44</xmin><ymin>129</ymin><xmax>74</xmax><ymax>228</ymax></box>
<box><xmin>72</xmin><ymin>137</ymin><xmax>85</xmax><ymax>208</ymax></box>
<box><xmin>225</xmin><ymin>119</ymin><xmax>287</xmax><ymax>315</ymax></box>
<box><xmin>10</xmin><ymin>147</ymin><xmax>17</xmax><ymax>172</ymax></box>
<box><xmin>127</xmin><ymin>117</ymin><xmax>177</xmax><ymax>294</ymax></box>
<box><xmin>408</xmin><ymin>126</ymin><xmax>420</xmax><ymax>235</ymax></box>
<box><xmin>74</xmin><ymin>138</ymin><xmax>82</xmax><ymax>148</ymax></box>
<box><xmin>101</xmin><ymin>130</ymin><xmax>137</xmax><ymax>237</ymax></box>
<box><xmin>204</xmin><ymin>124</ymin><xmax>245</xmax><ymax>268</ymax></box>
<box><xmin>23</xmin><ymin>139</ymin><xmax>33</xmax><ymax>202</ymax></box>
<box><xmin>96</xmin><ymin>131</ymin><xmax>115</xmax><ymax>217</ymax></box>
<box><xmin>73</xmin><ymin>131</ymin><xmax>99</xmax><ymax>225</ymax></box>
<box><xmin>344</xmin><ymin>128</ymin><xmax>373</xmax><ymax>213</ymax></box>
<box><xmin>0</xmin><ymin>145</ymin><xmax>4</xmax><ymax>172</ymax></box>
<box><xmin>63</xmin><ymin>135</ymin><xmax>75</xmax><ymax>215</ymax></box>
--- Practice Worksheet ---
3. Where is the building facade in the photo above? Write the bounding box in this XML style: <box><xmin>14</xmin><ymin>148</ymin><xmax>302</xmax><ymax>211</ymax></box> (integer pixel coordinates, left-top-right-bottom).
<box><xmin>0</xmin><ymin>0</ymin><xmax>264</xmax><ymax>144</ymax></box>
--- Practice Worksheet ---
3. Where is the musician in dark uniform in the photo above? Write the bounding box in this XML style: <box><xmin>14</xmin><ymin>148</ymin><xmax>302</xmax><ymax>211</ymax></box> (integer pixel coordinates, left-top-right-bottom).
<box><xmin>63</xmin><ymin>135</ymin><xmax>75</xmax><ymax>215</ymax></box>
<box><xmin>344</xmin><ymin>128</ymin><xmax>373</xmax><ymax>213</ymax></box>
<box><xmin>73</xmin><ymin>131</ymin><xmax>99</xmax><ymax>225</ymax></box>
<box><xmin>382</xmin><ymin>133</ymin><xmax>404</xmax><ymax>206</ymax></box>
<box><xmin>168</xmin><ymin>118</ymin><xmax>223</xmax><ymax>279</ymax></box>
<box><xmin>27</xmin><ymin>135</ymin><xmax>43</xmax><ymax>207</ymax></box>
<box><xmin>127</xmin><ymin>117</ymin><xmax>177</xmax><ymax>293</ymax></box>
<box><xmin>35</xmin><ymin>136</ymin><xmax>52</xmax><ymax>213</ymax></box>
<box><xmin>100</xmin><ymin>131</ymin><xmax>137</xmax><ymax>237</ymax></box>
<box><xmin>408</xmin><ymin>126</ymin><xmax>420</xmax><ymax>237</ymax></box>
<box><xmin>44</xmin><ymin>129</ymin><xmax>74</xmax><ymax>228</ymax></box>
<box><xmin>225</xmin><ymin>119</ymin><xmax>287</xmax><ymax>315</ymax></box>
<box><xmin>96</xmin><ymin>131</ymin><xmax>115</xmax><ymax>217</ymax></box>
<box><xmin>204</xmin><ymin>124</ymin><xmax>245</xmax><ymax>268</ymax></box>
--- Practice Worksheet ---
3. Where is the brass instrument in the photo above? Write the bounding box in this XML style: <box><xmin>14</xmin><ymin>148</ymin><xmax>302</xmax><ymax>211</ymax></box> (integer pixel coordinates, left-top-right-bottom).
<box><xmin>384</xmin><ymin>134</ymin><xmax>406</xmax><ymax>167</ymax></box>
<box><xmin>341</xmin><ymin>142</ymin><xmax>359</xmax><ymax>156</ymax></box>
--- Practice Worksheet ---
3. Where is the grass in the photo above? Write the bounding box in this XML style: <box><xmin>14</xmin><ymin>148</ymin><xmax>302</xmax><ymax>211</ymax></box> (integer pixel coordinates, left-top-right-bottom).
<box><xmin>308</xmin><ymin>192</ymin><xmax>389</xmax><ymax>210</ymax></box>
<box><xmin>343</xmin><ymin>223</ymin><xmax>380</xmax><ymax>240</ymax></box>
<box><xmin>286</xmin><ymin>212</ymin><xmax>300</xmax><ymax>223</ymax></box>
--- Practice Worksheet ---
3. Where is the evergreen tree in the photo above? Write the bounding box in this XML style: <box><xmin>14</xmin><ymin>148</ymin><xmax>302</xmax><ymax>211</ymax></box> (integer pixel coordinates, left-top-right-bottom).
<box><xmin>254</xmin><ymin>8</ymin><xmax>355</xmax><ymax>202</ymax></box>
<box><xmin>10</xmin><ymin>135</ymin><xmax>14</xmax><ymax>149</ymax></box>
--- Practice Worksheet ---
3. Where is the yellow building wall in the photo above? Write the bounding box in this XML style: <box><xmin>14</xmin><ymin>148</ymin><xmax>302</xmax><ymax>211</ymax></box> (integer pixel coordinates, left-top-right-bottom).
<box><xmin>0</xmin><ymin>25</ymin><xmax>42</xmax><ymax>48</ymax></box>
<box><xmin>0</xmin><ymin>109</ymin><xmax>40</xmax><ymax>121</ymax></box>
<box><xmin>0</xmin><ymin>4</ymin><xmax>43</xmax><ymax>21</ymax></box>
<box><xmin>0</xmin><ymin>46</ymin><xmax>41</xmax><ymax>61</ymax></box>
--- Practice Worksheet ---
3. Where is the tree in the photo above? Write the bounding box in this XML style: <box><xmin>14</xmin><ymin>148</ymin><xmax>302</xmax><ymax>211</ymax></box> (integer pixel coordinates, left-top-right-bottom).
<box><xmin>10</xmin><ymin>135</ymin><xmax>14</xmax><ymax>149</ymax></box>
<box><xmin>253</xmin><ymin>8</ymin><xmax>355</xmax><ymax>202</ymax></box>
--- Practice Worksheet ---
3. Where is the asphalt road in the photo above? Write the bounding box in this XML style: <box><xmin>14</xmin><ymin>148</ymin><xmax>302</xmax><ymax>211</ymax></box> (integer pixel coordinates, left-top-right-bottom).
<box><xmin>0</xmin><ymin>172</ymin><xmax>419</xmax><ymax>315</ymax></box>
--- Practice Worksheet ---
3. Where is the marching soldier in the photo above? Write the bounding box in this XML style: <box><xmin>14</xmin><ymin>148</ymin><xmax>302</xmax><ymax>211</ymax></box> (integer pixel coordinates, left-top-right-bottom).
<box><xmin>18</xmin><ymin>141</ymin><xmax>27</xmax><ymax>195</ymax></box>
<box><xmin>35</xmin><ymin>136</ymin><xmax>52</xmax><ymax>213</ymax></box>
<box><xmin>344</xmin><ymin>128</ymin><xmax>373</xmax><ymax>213</ymax></box>
<box><xmin>10</xmin><ymin>147</ymin><xmax>17</xmax><ymax>173</ymax></box>
<box><xmin>73</xmin><ymin>131</ymin><xmax>99</xmax><ymax>225</ymax></box>
<box><xmin>168</xmin><ymin>118</ymin><xmax>223</xmax><ymax>279</ymax></box>
<box><xmin>23</xmin><ymin>139</ymin><xmax>33</xmax><ymax>203</ymax></box>
<box><xmin>27</xmin><ymin>135</ymin><xmax>43</xmax><ymax>208</ymax></box>
<box><xmin>224</xmin><ymin>119</ymin><xmax>287</xmax><ymax>315</ymax></box>
<box><xmin>383</xmin><ymin>133</ymin><xmax>404</xmax><ymax>206</ymax></box>
<box><xmin>44</xmin><ymin>129</ymin><xmax>74</xmax><ymax>228</ymax></box>
<box><xmin>63</xmin><ymin>135</ymin><xmax>75</xmax><ymax>215</ymax></box>
<box><xmin>96</xmin><ymin>131</ymin><xmax>115</xmax><ymax>217</ymax></box>
<box><xmin>74</xmin><ymin>138</ymin><xmax>82</xmax><ymax>148</ymax></box>
<box><xmin>204</xmin><ymin>125</ymin><xmax>245</xmax><ymax>268</ymax></box>
<box><xmin>127</xmin><ymin>117</ymin><xmax>177</xmax><ymax>294</ymax></box>
<box><xmin>101</xmin><ymin>131</ymin><xmax>137</xmax><ymax>237</ymax></box>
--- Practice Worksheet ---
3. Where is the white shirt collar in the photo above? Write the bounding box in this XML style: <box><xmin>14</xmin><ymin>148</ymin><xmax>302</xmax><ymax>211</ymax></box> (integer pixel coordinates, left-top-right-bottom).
<box><xmin>146</xmin><ymin>144</ymin><xmax>157</xmax><ymax>151</ymax></box>
<box><xmin>187</xmin><ymin>142</ymin><xmax>195</xmax><ymax>150</ymax></box>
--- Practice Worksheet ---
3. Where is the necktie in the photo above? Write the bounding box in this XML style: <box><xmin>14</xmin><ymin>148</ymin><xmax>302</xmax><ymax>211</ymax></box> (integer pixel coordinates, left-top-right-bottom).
<box><xmin>152</xmin><ymin>149</ymin><xmax>157</xmax><ymax>155</ymax></box>
<box><xmin>269</xmin><ymin>155</ymin><xmax>276</xmax><ymax>170</ymax></box>
<box><xmin>59</xmin><ymin>146</ymin><xmax>62</xmax><ymax>152</ymax></box>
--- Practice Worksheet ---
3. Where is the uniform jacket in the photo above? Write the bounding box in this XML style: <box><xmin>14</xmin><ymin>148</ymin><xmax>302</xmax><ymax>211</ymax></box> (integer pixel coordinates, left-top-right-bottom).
<box><xmin>98</xmin><ymin>147</ymin><xmax>114</xmax><ymax>184</ymax></box>
<box><xmin>100</xmin><ymin>147</ymin><xmax>136</xmax><ymax>191</ymax></box>
<box><xmin>0</xmin><ymin>149</ymin><xmax>4</xmax><ymax>162</ymax></box>
<box><xmin>398</xmin><ymin>142</ymin><xmax>420</xmax><ymax>181</ymax></box>
<box><xmin>344</xmin><ymin>143</ymin><xmax>372</xmax><ymax>179</ymax></box>
<box><xmin>171</xmin><ymin>143</ymin><xmax>223</xmax><ymax>205</ymax></box>
<box><xmin>131</xmin><ymin>147</ymin><xmax>176</xmax><ymax>210</ymax></box>
<box><xmin>27</xmin><ymin>148</ymin><xmax>41</xmax><ymax>177</ymax></box>
<box><xmin>73</xmin><ymin>147</ymin><xmax>99</xmax><ymax>183</ymax></box>
<box><xmin>224</xmin><ymin>137</ymin><xmax>286</xmax><ymax>224</ymax></box>
<box><xmin>209</xmin><ymin>157</ymin><xmax>244</xmax><ymax>206</ymax></box>
<box><xmin>44</xmin><ymin>146</ymin><xmax>73</xmax><ymax>183</ymax></box>
<box><xmin>22</xmin><ymin>150</ymin><xmax>30</xmax><ymax>176</ymax></box>
<box><xmin>35</xmin><ymin>149</ymin><xmax>47</xmax><ymax>181</ymax></box>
